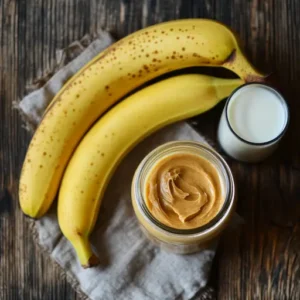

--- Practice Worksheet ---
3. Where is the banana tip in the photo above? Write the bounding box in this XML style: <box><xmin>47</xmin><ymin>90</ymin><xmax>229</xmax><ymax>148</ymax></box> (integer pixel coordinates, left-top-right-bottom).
<box><xmin>82</xmin><ymin>254</ymin><xmax>100</xmax><ymax>269</ymax></box>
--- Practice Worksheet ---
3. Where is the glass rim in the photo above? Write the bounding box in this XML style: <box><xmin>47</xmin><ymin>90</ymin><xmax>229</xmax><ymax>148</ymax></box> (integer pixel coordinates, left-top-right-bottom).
<box><xmin>225</xmin><ymin>82</ymin><xmax>290</xmax><ymax>146</ymax></box>
<box><xmin>133</xmin><ymin>141</ymin><xmax>235</xmax><ymax>237</ymax></box>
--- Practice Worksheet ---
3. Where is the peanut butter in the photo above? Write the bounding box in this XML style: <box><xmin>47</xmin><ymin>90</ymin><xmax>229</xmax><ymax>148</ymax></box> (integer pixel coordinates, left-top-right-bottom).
<box><xmin>144</xmin><ymin>153</ymin><xmax>224</xmax><ymax>229</ymax></box>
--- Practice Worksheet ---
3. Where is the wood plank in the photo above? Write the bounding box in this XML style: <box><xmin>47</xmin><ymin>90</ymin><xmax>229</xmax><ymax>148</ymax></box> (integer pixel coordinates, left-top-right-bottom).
<box><xmin>0</xmin><ymin>0</ymin><xmax>299</xmax><ymax>299</ymax></box>
<box><xmin>214</xmin><ymin>0</ymin><xmax>300</xmax><ymax>299</ymax></box>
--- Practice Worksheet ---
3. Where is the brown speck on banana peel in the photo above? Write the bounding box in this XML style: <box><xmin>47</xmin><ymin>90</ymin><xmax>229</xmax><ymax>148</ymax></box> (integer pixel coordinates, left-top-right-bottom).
<box><xmin>82</xmin><ymin>254</ymin><xmax>100</xmax><ymax>268</ymax></box>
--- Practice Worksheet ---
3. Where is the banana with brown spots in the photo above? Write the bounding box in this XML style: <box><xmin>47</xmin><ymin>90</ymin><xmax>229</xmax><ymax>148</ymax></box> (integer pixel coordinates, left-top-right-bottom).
<box><xmin>19</xmin><ymin>19</ymin><xmax>264</xmax><ymax>219</ymax></box>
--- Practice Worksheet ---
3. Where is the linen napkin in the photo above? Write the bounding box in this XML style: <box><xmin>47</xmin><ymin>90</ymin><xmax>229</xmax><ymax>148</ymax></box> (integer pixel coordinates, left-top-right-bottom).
<box><xmin>17</xmin><ymin>30</ymin><xmax>218</xmax><ymax>300</ymax></box>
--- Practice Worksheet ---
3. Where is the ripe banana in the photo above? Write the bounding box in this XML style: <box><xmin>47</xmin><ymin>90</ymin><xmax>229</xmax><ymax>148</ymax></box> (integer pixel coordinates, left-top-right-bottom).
<box><xmin>20</xmin><ymin>19</ymin><xmax>264</xmax><ymax>218</ymax></box>
<box><xmin>58</xmin><ymin>74</ymin><xmax>243</xmax><ymax>267</ymax></box>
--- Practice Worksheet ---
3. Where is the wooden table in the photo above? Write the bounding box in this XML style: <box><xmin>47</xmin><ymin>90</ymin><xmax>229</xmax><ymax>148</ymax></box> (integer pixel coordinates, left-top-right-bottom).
<box><xmin>1</xmin><ymin>0</ymin><xmax>299</xmax><ymax>299</ymax></box>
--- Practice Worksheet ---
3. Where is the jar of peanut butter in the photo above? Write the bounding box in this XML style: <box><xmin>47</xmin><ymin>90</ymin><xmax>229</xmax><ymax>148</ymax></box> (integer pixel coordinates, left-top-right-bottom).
<box><xmin>131</xmin><ymin>141</ymin><xmax>236</xmax><ymax>254</ymax></box>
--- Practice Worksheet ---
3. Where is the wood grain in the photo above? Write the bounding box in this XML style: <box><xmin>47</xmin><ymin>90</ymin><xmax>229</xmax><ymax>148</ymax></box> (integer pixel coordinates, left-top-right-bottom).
<box><xmin>0</xmin><ymin>0</ymin><xmax>299</xmax><ymax>299</ymax></box>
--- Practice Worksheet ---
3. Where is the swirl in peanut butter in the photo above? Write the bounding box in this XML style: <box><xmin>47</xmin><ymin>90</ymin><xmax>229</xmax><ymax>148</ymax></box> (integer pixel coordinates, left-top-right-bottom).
<box><xmin>144</xmin><ymin>153</ymin><xmax>224</xmax><ymax>229</ymax></box>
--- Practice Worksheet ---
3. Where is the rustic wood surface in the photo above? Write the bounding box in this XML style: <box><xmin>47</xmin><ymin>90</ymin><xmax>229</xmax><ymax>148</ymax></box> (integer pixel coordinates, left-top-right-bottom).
<box><xmin>1</xmin><ymin>0</ymin><xmax>300</xmax><ymax>299</ymax></box>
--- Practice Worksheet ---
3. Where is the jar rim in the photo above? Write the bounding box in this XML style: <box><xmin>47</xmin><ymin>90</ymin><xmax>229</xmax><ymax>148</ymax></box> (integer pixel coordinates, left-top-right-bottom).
<box><xmin>132</xmin><ymin>141</ymin><xmax>236</xmax><ymax>238</ymax></box>
<box><xmin>225</xmin><ymin>82</ymin><xmax>290</xmax><ymax>146</ymax></box>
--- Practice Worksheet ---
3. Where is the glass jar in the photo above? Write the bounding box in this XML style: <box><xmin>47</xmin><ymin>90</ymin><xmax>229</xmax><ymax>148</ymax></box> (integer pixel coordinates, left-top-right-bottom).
<box><xmin>131</xmin><ymin>141</ymin><xmax>236</xmax><ymax>254</ymax></box>
<box><xmin>217</xmin><ymin>83</ymin><xmax>289</xmax><ymax>163</ymax></box>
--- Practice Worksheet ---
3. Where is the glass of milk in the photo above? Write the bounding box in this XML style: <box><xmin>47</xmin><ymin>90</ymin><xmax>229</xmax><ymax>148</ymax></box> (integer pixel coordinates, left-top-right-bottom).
<box><xmin>217</xmin><ymin>83</ymin><xmax>289</xmax><ymax>163</ymax></box>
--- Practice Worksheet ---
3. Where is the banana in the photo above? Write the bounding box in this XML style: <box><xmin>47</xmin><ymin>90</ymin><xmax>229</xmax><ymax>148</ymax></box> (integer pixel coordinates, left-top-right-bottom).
<box><xmin>20</xmin><ymin>19</ymin><xmax>264</xmax><ymax>218</ymax></box>
<box><xmin>58</xmin><ymin>74</ymin><xmax>243</xmax><ymax>267</ymax></box>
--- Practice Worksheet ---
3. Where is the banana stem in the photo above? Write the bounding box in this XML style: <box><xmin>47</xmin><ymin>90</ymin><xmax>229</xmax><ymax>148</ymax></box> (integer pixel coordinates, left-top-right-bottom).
<box><xmin>213</xmin><ymin>78</ymin><xmax>244</xmax><ymax>101</ymax></box>
<box><xmin>223</xmin><ymin>49</ymin><xmax>267</xmax><ymax>82</ymax></box>
<box><xmin>72</xmin><ymin>237</ymin><xmax>99</xmax><ymax>268</ymax></box>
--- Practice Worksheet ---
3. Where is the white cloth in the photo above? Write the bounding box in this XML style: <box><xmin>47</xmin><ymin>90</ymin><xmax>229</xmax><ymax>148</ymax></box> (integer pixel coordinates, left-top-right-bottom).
<box><xmin>17</xmin><ymin>31</ymin><xmax>217</xmax><ymax>300</ymax></box>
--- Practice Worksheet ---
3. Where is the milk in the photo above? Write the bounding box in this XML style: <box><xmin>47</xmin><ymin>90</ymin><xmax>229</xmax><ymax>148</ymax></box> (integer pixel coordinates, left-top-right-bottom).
<box><xmin>218</xmin><ymin>84</ymin><xmax>289</xmax><ymax>162</ymax></box>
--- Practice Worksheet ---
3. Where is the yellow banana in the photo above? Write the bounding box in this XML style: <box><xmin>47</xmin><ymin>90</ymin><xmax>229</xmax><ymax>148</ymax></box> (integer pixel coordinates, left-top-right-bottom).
<box><xmin>20</xmin><ymin>19</ymin><xmax>264</xmax><ymax>218</ymax></box>
<box><xmin>58</xmin><ymin>74</ymin><xmax>243</xmax><ymax>267</ymax></box>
